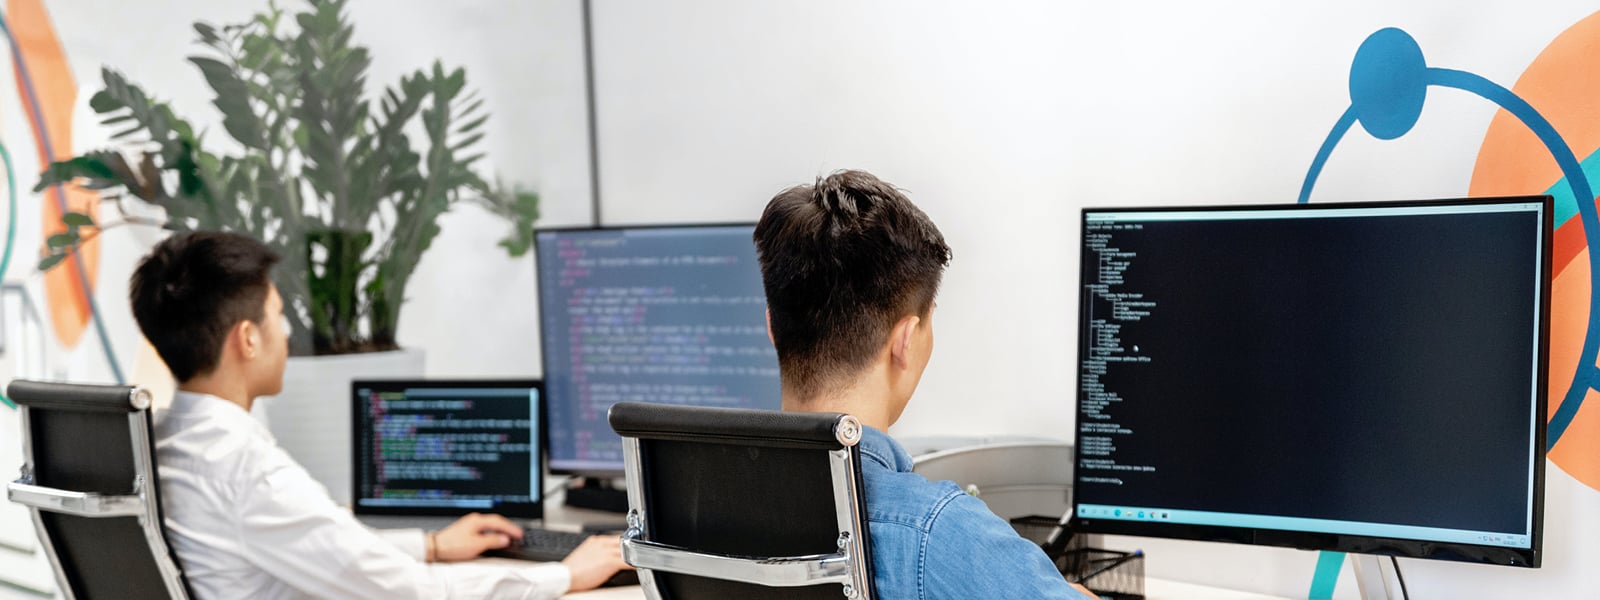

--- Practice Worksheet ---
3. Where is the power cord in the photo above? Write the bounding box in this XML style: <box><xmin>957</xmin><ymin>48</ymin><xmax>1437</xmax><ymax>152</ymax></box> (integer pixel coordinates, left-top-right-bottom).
<box><xmin>1391</xmin><ymin>556</ymin><xmax>1410</xmax><ymax>599</ymax></box>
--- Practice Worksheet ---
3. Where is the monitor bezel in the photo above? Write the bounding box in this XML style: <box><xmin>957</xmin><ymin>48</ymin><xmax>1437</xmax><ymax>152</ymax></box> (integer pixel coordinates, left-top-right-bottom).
<box><xmin>1070</xmin><ymin>196</ymin><xmax>1551</xmax><ymax>568</ymax></box>
<box><xmin>533</xmin><ymin>222</ymin><xmax>764</xmax><ymax>477</ymax></box>
<box><xmin>350</xmin><ymin>378</ymin><xmax>546</xmax><ymax>519</ymax></box>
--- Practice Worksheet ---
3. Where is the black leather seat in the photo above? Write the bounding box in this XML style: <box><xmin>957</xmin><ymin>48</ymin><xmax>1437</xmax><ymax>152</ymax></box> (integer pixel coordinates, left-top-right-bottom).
<box><xmin>5</xmin><ymin>380</ymin><xmax>191</xmax><ymax>599</ymax></box>
<box><xmin>609</xmin><ymin>402</ymin><xmax>875</xmax><ymax>600</ymax></box>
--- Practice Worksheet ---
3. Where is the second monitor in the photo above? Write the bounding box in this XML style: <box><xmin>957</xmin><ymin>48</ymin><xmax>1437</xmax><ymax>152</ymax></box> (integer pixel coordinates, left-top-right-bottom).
<box><xmin>535</xmin><ymin>224</ymin><xmax>782</xmax><ymax>476</ymax></box>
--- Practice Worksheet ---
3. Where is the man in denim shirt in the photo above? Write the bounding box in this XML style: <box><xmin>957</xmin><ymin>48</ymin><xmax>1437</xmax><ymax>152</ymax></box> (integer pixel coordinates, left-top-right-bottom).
<box><xmin>753</xmin><ymin>170</ymin><xmax>1096</xmax><ymax>599</ymax></box>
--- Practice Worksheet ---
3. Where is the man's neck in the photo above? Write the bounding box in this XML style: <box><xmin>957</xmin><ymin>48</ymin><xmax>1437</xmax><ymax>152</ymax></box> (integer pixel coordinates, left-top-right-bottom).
<box><xmin>178</xmin><ymin>373</ymin><xmax>253</xmax><ymax>413</ymax></box>
<box><xmin>781</xmin><ymin>379</ymin><xmax>895</xmax><ymax>431</ymax></box>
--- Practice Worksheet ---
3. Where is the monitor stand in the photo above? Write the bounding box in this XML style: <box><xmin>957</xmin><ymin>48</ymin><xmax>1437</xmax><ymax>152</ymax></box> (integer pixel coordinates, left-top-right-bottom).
<box><xmin>562</xmin><ymin>478</ymin><xmax>630</xmax><ymax>513</ymax></box>
<box><xmin>1312</xmin><ymin>552</ymin><xmax>1399</xmax><ymax>600</ymax></box>
<box><xmin>1350</xmin><ymin>554</ymin><xmax>1398</xmax><ymax>600</ymax></box>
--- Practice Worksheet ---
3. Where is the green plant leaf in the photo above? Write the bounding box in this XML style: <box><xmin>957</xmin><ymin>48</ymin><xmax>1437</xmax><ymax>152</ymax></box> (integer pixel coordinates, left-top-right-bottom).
<box><xmin>194</xmin><ymin>22</ymin><xmax>221</xmax><ymax>45</ymax></box>
<box><xmin>61</xmin><ymin>212</ymin><xmax>96</xmax><ymax>227</ymax></box>
<box><xmin>34</xmin><ymin>155</ymin><xmax>118</xmax><ymax>192</ymax></box>
<box><xmin>450</xmin><ymin>132</ymin><xmax>485</xmax><ymax>152</ymax></box>
<box><xmin>190</xmin><ymin>56</ymin><xmax>268</xmax><ymax>149</ymax></box>
<box><xmin>111</xmin><ymin>124</ymin><xmax>145</xmax><ymax>140</ymax></box>
<box><xmin>240</xmin><ymin>34</ymin><xmax>275</xmax><ymax>70</ymax></box>
<box><xmin>45</xmin><ymin>233</ymin><xmax>78</xmax><ymax>248</ymax></box>
<box><xmin>294</xmin><ymin>12</ymin><xmax>318</xmax><ymax>35</ymax></box>
<box><xmin>455</xmin><ymin>114</ymin><xmax>488</xmax><ymax>135</ymax></box>
<box><xmin>175</xmin><ymin>142</ymin><xmax>207</xmax><ymax>198</ymax></box>
<box><xmin>457</xmin><ymin>96</ymin><xmax>486</xmax><ymax>119</ymax></box>
<box><xmin>92</xmin><ymin>68</ymin><xmax>202</xmax><ymax>163</ymax></box>
<box><xmin>88</xmin><ymin>90</ymin><xmax>120</xmax><ymax>113</ymax></box>
<box><xmin>37</xmin><ymin>254</ymin><xmax>67</xmax><ymax>271</ymax></box>
<box><xmin>443</xmin><ymin>67</ymin><xmax>466</xmax><ymax>98</ymax></box>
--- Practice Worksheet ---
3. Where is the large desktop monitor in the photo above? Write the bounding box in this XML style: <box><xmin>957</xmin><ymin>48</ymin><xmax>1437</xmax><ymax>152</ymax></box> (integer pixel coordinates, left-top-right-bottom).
<box><xmin>535</xmin><ymin>224</ymin><xmax>782</xmax><ymax>476</ymax></box>
<box><xmin>1072</xmin><ymin>197</ymin><xmax>1550</xmax><ymax>567</ymax></box>
<box><xmin>351</xmin><ymin>380</ymin><xmax>545</xmax><ymax>519</ymax></box>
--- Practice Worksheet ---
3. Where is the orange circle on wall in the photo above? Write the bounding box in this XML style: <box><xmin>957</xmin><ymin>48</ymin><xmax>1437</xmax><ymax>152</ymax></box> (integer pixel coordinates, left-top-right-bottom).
<box><xmin>1470</xmin><ymin>9</ymin><xmax>1600</xmax><ymax>492</ymax></box>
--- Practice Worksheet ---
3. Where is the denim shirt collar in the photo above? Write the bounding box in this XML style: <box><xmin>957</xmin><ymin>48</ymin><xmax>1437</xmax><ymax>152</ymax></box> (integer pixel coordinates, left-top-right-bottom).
<box><xmin>858</xmin><ymin>426</ymin><xmax>915</xmax><ymax>473</ymax></box>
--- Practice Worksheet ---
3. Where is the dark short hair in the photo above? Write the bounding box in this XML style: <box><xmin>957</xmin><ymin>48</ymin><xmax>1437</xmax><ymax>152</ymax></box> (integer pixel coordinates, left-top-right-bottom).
<box><xmin>754</xmin><ymin>170</ymin><xmax>952</xmax><ymax>400</ymax></box>
<box><xmin>129</xmin><ymin>231</ymin><xmax>281</xmax><ymax>382</ymax></box>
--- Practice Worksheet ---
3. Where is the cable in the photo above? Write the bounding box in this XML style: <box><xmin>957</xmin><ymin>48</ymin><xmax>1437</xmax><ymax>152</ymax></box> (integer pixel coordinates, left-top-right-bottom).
<box><xmin>1390</xmin><ymin>556</ymin><xmax>1410</xmax><ymax>599</ymax></box>
<box><xmin>0</xmin><ymin>10</ymin><xmax>125</xmax><ymax>385</ymax></box>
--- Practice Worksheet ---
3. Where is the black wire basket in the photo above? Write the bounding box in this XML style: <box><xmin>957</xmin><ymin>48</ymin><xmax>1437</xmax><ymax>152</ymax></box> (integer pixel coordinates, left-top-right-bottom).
<box><xmin>1012</xmin><ymin>515</ymin><xmax>1146</xmax><ymax>600</ymax></box>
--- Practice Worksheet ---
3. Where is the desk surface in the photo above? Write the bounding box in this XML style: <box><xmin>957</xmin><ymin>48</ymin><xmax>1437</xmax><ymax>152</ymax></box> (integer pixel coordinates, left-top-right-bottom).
<box><xmin>543</xmin><ymin>497</ymin><xmax>628</xmax><ymax>532</ymax></box>
<box><xmin>541</xmin><ymin>496</ymin><xmax>1292</xmax><ymax>600</ymax></box>
<box><xmin>561</xmin><ymin>577</ymin><xmax>1294</xmax><ymax>599</ymax></box>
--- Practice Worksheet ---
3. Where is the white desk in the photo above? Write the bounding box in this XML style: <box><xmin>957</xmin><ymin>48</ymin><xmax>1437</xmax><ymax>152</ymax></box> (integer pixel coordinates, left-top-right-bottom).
<box><xmin>563</xmin><ymin>587</ymin><xmax>643</xmax><ymax>600</ymax></box>
<box><xmin>563</xmin><ymin>577</ymin><xmax>1292</xmax><ymax>599</ymax></box>
<box><xmin>1143</xmin><ymin>578</ymin><xmax>1293</xmax><ymax>600</ymax></box>
<box><xmin>540</xmin><ymin>498</ymin><xmax>1294</xmax><ymax>600</ymax></box>
<box><xmin>542</xmin><ymin>496</ymin><xmax>629</xmax><ymax>532</ymax></box>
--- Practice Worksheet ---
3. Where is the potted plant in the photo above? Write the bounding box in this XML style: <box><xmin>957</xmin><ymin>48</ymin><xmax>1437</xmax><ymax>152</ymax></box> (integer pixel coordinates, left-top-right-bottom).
<box><xmin>37</xmin><ymin>0</ymin><xmax>538</xmax><ymax>355</ymax></box>
<box><xmin>35</xmin><ymin>0</ymin><xmax>539</xmax><ymax>502</ymax></box>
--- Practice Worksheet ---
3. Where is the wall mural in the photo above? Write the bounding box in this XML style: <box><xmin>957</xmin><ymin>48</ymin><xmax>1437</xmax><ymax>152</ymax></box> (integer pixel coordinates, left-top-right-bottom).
<box><xmin>5</xmin><ymin>0</ymin><xmax>104</xmax><ymax>356</ymax></box>
<box><xmin>1299</xmin><ymin>18</ymin><xmax>1600</xmax><ymax>492</ymax></box>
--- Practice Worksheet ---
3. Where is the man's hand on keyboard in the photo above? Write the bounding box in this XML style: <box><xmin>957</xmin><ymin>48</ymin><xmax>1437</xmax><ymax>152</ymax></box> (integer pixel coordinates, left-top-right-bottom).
<box><xmin>562</xmin><ymin>535</ymin><xmax>632</xmax><ymax>592</ymax></box>
<box><xmin>434</xmin><ymin>512</ymin><xmax>524</xmax><ymax>562</ymax></box>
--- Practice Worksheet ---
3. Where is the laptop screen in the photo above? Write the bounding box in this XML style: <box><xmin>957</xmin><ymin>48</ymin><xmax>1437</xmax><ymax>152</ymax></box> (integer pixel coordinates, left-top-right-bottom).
<box><xmin>351</xmin><ymin>380</ymin><xmax>544</xmax><ymax>519</ymax></box>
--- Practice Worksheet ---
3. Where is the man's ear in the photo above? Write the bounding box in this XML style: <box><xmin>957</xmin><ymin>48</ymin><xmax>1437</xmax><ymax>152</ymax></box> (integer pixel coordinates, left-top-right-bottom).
<box><xmin>888</xmin><ymin>315</ymin><xmax>921</xmax><ymax>369</ymax></box>
<box><xmin>237</xmin><ymin>320</ymin><xmax>261</xmax><ymax>361</ymax></box>
<box><xmin>766</xmin><ymin>309</ymin><xmax>776</xmax><ymax>346</ymax></box>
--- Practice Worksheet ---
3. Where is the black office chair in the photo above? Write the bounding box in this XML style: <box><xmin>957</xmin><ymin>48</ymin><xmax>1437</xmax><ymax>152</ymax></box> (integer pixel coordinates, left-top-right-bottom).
<box><xmin>4</xmin><ymin>380</ymin><xmax>191</xmax><ymax>599</ymax></box>
<box><xmin>608</xmin><ymin>402</ymin><xmax>875</xmax><ymax>600</ymax></box>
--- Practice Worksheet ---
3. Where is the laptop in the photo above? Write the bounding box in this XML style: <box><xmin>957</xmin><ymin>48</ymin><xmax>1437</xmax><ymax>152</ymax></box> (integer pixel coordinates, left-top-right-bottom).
<box><xmin>351</xmin><ymin>379</ymin><xmax>549</xmax><ymax>528</ymax></box>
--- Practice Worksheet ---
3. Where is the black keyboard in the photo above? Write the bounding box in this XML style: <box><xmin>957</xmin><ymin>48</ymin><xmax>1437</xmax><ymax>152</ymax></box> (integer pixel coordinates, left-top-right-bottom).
<box><xmin>485</xmin><ymin>527</ymin><xmax>592</xmax><ymax>562</ymax></box>
<box><xmin>483</xmin><ymin>527</ymin><xmax>641</xmax><ymax>587</ymax></box>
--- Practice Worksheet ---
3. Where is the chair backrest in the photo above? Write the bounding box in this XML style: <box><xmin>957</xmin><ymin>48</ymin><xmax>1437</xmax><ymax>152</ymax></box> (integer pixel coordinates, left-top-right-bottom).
<box><xmin>609</xmin><ymin>402</ymin><xmax>875</xmax><ymax>600</ymax></box>
<box><xmin>5</xmin><ymin>380</ymin><xmax>191</xmax><ymax>600</ymax></box>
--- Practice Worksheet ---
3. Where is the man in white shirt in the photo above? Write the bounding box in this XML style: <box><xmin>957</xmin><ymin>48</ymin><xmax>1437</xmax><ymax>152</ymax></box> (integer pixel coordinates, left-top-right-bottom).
<box><xmin>130</xmin><ymin>231</ymin><xmax>628</xmax><ymax>599</ymax></box>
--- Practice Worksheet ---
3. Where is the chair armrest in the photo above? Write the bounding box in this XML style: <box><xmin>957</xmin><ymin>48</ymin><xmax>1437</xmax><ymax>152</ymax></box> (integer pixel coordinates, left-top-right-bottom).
<box><xmin>8</xmin><ymin>481</ymin><xmax>144</xmax><ymax>517</ymax></box>
<box><xmin>621</xmin><ymin>535</ymin><xmax>853</xmax><ymax>588</ymax></box>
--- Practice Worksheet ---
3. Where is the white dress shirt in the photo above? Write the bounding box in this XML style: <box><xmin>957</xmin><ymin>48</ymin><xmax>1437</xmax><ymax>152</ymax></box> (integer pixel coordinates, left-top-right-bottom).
<box><xmin>154</xmin><ymin>391</ymin><xmax>571</xmax><ymax>599</ymax></box>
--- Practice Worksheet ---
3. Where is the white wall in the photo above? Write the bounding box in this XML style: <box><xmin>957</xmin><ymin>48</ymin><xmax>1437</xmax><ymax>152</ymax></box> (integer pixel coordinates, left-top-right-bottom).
<box><xmin>3</xmin><ymin>0</ymin><xmax>1599</xmax><ymax>598</ymax></box>
<box><xmin>585</xmin><ymin>0</ymin><xmax>1596</xmax><ymax>443</ymax></box>
<box><xmin>585</xmin><ymin>1</ymin><xmax>1600</xmax><ymax>598</ymax></box>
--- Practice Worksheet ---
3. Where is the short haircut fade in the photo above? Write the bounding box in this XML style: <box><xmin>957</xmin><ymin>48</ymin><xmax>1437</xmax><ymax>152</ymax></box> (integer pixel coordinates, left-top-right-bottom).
<box><xmin>129</xmin><ymin>231</ymin><xmax>281</xmax><ymax>382</ymax></box>
<box><xmin>753</xmin><ymin>170</ymin><xmax>951</xmax><ymax>400</ymax></box>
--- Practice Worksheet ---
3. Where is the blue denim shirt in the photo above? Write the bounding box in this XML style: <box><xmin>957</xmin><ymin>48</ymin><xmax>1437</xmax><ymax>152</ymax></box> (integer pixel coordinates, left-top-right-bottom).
<box><xmin>859</xmin><ymin>427</ymin><xmax>1091</xmax><ymax>600</ymax></box>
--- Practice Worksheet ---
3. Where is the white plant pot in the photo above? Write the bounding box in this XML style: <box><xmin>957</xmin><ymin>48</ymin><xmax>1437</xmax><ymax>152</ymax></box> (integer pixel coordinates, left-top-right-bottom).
<box><xmin>254</xmin><ymin>348</ymin><xmax>425</xmax><ymax>506</ymax></box>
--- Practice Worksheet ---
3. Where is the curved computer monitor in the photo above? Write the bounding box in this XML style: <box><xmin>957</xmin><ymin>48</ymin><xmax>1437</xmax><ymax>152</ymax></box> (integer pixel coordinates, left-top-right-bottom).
<box><xmin>535</xmin><ymin>223</ymin><xmax>781</xmax><ymax>476</ymax></box>
<box><xmin>1072</xmin><ymin>197</ymin><xmax>1550</xmax><ymax>567</ymax></box>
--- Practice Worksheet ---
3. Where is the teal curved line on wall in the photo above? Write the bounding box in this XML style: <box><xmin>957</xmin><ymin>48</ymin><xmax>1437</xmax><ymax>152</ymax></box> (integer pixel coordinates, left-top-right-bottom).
<box><xmin>1543</xmin><ymin>149</ymin><xmax>1600</xmax><ymax>229</ymax></box>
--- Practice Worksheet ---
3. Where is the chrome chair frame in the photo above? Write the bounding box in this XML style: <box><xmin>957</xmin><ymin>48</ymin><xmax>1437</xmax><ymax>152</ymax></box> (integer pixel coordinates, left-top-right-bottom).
<box><xmin>5</xmin><ymin>381</ymin><xmax>190</xmax><ymax>600</ymax></box>
<box><xmin>613</xmin><ymin>403</ymin><xmax>874</xmax><ymax>599</ymax></box>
